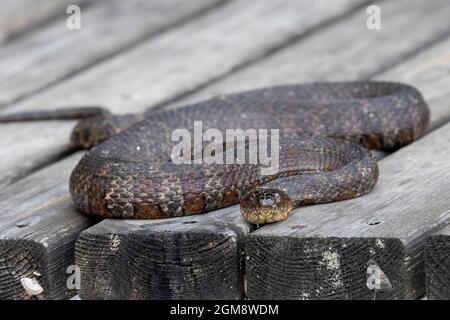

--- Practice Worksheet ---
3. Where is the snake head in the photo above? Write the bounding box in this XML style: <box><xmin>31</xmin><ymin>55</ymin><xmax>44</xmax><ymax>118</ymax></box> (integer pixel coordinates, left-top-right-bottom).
<box><xmin>240</xmin><ymin>188</ymin><xmax>293</xmax><ymax>225</ymax></box>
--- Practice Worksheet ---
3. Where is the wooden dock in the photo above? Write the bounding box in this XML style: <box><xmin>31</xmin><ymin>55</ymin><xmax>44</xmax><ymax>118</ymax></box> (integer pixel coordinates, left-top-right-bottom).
<box><xmin>0</xmin><ymin>0</ymin><xmax>449</xmax><ymax>300</ymax></box>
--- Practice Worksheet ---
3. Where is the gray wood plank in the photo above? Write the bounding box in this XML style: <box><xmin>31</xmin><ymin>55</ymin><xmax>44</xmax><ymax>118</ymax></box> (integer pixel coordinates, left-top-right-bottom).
<box><xmin>425</xmin><ymin>226</ymin><xmax>450</xmax><ymax>300</ymax></box>
<box><xmin>0</xmin><ymin>120</ymin><xmax>78</xmax><ymax>188</ymax></box>
<box><xmin>164</xmin><ymin>0</ymin><xmax>450</xmax><ymax>118</ymax></box>
<box><xmin>245</xmin><ymin>122</ymin><xmax>450</xmax><ymax>300</ymax></box>
<box><xmin>0</xmin><ymin>152</ymin><xmax>92</xmax><ymax>300</ymax></box>
<box><xmin>0</xmin><ymin>0</ymin><xmax>366</xmax><ymax>113</ymax></box>
<box><xmin>378</xmin><ymin>39</ymin><xmax>450</xmax><ymax>132</ymax></box>
<box><xmin>0</xmin><ymin>0</ymin><xmax>368</xmax><ymax>190</ymax></box>
<box><xmin>0</xmin><ymin>0</ymin><xmax>224</xmax><ymax>107</ymax></box>
<box><xmin>0</xmin><ymin>0</ymin><xmax>87</xmax><ymax>44</ymax></box>
<box><xmin>75</xmin><ymin>207</ymin><xmax>250</xmax><ymax>300</ymax></box>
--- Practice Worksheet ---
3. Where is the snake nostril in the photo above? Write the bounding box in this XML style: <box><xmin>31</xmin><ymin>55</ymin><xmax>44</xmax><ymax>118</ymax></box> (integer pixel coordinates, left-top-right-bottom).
<box><xmin>183</xmin><ymin>221</ymin><xmax>197</xmax><ymax>224</ymax></box>
<box><xmin>367</xmin><ymin>220</ymin><xmax>381</xmax><ymax>226</ymax></box>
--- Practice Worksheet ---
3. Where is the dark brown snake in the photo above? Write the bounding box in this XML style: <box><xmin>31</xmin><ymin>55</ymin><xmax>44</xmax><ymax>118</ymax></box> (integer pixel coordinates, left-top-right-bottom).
<box><xmin>0</xmin><ymin>82</ymin><xmax>430</xmax><ymax>224</ymax></box>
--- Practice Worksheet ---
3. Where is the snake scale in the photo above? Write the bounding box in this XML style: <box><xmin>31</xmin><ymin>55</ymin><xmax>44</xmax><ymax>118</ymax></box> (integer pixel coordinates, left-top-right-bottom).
<box><xmin>0</xmin><ymin>82</ymin><xmax>430</xmax><ymax>224</ymax></box>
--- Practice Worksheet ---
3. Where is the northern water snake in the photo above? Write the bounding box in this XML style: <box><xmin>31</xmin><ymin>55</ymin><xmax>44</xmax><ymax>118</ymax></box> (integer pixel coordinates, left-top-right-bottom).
<box><xmin>0</xmin><ymin>82</ymin><xmax>430</xmax><ymax>224</ymax></box>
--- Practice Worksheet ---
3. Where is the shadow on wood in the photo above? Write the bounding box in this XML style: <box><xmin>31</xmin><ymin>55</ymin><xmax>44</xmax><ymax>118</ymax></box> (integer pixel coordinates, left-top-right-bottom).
<box><xmin>0</xmin><ymin>153</ymin><xmax>95</xmax><ymax>300</ymax></box>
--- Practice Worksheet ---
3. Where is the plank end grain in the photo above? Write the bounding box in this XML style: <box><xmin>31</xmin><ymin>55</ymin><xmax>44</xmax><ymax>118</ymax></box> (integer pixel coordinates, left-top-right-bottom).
<box><xmin>245</xmin><ymin>236</ymin><xmax>417</xmax><ymax>300</ymax></box>
<box><xmin>75</xmin><ymin>206</ymin><xmax>250</xmax><ymax>300</ymax></box>
<box><xmin>0</xmin><ymin>240</ymin><xmax>48</xmax><ymax>300</ymax></box>
<box><xmin>425</xmin><ymin>227</ymin><xmax>450</xmax><ymax>300</ymax></box>
<box><xmin>0</xmin><ymin>152</ymin><xmax>94</xmax><ymax>300</ymax></box>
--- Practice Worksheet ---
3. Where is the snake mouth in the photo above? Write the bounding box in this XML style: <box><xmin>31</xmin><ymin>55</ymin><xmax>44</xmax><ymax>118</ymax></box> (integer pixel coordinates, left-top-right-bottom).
<box><xmin>240</xmin><ymin>188</ymin><xmax>293</xmax><ymax>225</ymax></box>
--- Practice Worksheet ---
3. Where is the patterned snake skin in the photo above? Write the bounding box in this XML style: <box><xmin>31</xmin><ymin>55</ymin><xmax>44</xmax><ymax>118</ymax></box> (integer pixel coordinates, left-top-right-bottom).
<box><xmin>0</xmin><ymin>82</ymin><xmax>430</xmax><ymax>224</ymax></box>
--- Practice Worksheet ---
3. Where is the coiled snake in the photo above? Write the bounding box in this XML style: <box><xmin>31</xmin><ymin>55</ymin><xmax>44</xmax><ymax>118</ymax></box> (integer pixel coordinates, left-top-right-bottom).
<box><xmin>0</xmin><ymin>82</ymin><xmax>430</xmax><ymax>224</ymax></box>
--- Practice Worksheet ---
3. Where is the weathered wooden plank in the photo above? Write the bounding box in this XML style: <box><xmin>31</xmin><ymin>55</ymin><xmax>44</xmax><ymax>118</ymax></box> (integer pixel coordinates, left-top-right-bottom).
<box><xmin>0</xmin><ymin>120</ymin><xmax>77</xmax><ymax>188</ymax></box>
<box><xmin>0</xmin><ymin>0</ymin><xmax>224</xmax><ymax>107</ymax></box>
<box><xmin>245</xmin><ymin>122</ymin><xmax>450</xmax><ymax>300</ymax></box>
<box><xmin>0</xmin><ymin>152</ymin><xmax>92</xmax><ymax>300</ymax></box>
<box><xmin>0</xmin><ymin>0</ymin><xmax>87</xmax><ymax>44</ymax></box>
<box><xmin>165</xmin><ymin>0</ymin><xmax>450</xmax><ymax>118</ymax></box>
<box><xmin>0</xmin><ymin>0</ymin><xmax>367</xmax><ymax>189</ymax></box>
<box><xmin>425</xmin><ymin>226</ymin><xmax>450</xmax><ymax>300</ymax></box>
<box><xmin>75</xmin><ymin>206</ymin><xmax>250</xmax><ymax>300</ymax></box>
<box><xmin>166</xmin><ymin>0</ymin><xmax>450</xmax><ymax>108</ymax></box>
<box><xmin>378</xmin><ymin>39</ymin><xmax>450</xmax><ymax>132</ymax></box>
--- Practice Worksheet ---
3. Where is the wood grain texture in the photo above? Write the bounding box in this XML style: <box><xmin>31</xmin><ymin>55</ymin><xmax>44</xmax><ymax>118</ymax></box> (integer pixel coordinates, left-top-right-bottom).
<box><xmin>379</xmin><ymin>38</ymin><xmax>450</xmax><ymax>132</ymax></box>
<box><xmin>245</xmin><ymin>122</ymin><xmax>450</xmax><ymax>300</ymax></box>
<box><xmin>165</xmin><ymin>0</ymin><xmax>450</xmax><ymax>109</ymax></box>
<box><xmin>425</xmin><ymin>226</ymin><xmax>450</xmax><ymax>300</ymax></box>
<box><xmin>0</xmin><ymin>0</ymin><xmax>365</xmax><ymax>113</ymax></box>
<box><xmin>0</xmin><ymin>0</ymin><xmax>224</xmax><ymax>107</ymax></box>
<box><xmin>0</xmin><ymin>0</ymin><xmax>367</xmax><ymax>190</ymax></box>
<box><xmin>0</xmin><ymin>120</ymin><xmax>77</xmax><ymax>189</ymax></box>
<box><xmin>0</xmin><ymin>152</ymin><xmax>94</xmax><ymax>300</ymax></box>
<box><xmin>75</xmin><ymin>206</ymin><xmax>249</xmax><ymax>300</ymax></box>
<box><xmin>0</xmin><ymin>0</ymin><xmax>87</xmax><ymax>44</ymax></box>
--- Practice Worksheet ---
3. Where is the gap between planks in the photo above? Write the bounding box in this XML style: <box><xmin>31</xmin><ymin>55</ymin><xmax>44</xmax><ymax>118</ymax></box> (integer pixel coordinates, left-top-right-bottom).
<box><xmin>0</xmin><ymin>153</ymin><xmax>91</xmax><ymax>300</ymax></box>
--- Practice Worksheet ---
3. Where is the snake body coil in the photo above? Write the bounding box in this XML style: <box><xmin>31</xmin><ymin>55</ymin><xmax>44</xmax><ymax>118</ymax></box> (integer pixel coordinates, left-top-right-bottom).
<box><xmin>0</xmin><ymin>82</ymin><xmax>430</xmax><ymax>224</ymax></box>
<box><xmin>67</xmin><ymin>82</ymin><xmax>430</xmax><ymax>223</ymax></box>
